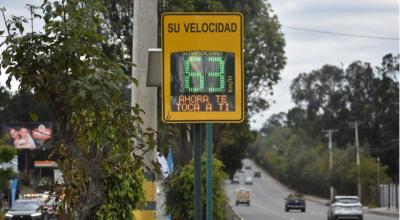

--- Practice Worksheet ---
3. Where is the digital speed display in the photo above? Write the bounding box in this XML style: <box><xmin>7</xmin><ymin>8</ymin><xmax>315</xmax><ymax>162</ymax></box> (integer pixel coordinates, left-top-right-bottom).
<box><xmin>162</xmin><ymin>13</ymin><xmax>243</xmax><ymax>123</ymax></box>
<box><xmin>170</xmin><ymin>51</ymin><xmax>235</xmax><ymax>112</ymax></box>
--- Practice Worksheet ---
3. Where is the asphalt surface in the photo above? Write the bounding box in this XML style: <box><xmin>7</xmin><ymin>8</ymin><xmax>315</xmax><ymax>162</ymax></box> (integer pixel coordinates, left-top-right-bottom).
<box><xmin>225</xmin><ymin>159</ymin><xmax>397</xmax><ymax>220</ymax></box>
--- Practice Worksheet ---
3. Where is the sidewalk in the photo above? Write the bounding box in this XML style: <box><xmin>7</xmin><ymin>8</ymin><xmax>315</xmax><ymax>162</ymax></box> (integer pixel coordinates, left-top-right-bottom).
<box><xmin>303</xmin><ymin>194</ymin><xmax>329</xmax><ymax>206</ymax></box>
<box><xmin>366</xmin><ymin>207</ymin><xmax>399</xmax><ymax>218</ymax></box>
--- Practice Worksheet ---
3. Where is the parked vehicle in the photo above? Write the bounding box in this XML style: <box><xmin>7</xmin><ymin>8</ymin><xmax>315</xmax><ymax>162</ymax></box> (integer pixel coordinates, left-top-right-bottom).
<box><xmin>235</xmin><ymin>187</ymin><xmax>251</xmax><ymax>206</ymax></box>
<box><xmin>285</xmin><ymin>193</ymin><xmax>306</xmax><ymax>212</ymax></box>
<box><xmin>327</xmin><ymin>196</ymin><xmax>363</xmax><ymax>220</ymax></box>
<box><xmin>244</xmin><ymin>165</ymin><xmax>251</xmax><ymax>170</ymax></box>
<box><xmin>5</xmin><ymin>199</ymin><xmax>46</xmax><ymax>220</ymax></box>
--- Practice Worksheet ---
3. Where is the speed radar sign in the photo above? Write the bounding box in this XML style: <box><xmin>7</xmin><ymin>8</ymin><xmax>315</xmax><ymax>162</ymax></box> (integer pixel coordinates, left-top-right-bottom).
<box><xmin>162</xmin><ymin>12</ymin><xmax>244</xmax><ymax>123</ymax></box>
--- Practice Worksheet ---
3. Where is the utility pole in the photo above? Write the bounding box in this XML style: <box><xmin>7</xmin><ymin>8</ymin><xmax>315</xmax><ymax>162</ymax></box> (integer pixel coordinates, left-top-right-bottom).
<box><xmin>354</xmin><ymin>121</ymin><xmax>361</xmax><ymax>201</ymax></box>
<box><xmin>323</xmin><ymin>129</ymin><xmax>337</xmax><ymax>201</ymax></box>
<box><xmin>377</xmin><ymin>157</ymin><xmax>380</xmax><ymax>190</ymax></box>
<box><xmin>377</xmin><ymin>157</ymin><xmax>381</xmax><ymax>207</ymax></box>
<box><xmin>132</xmin><ymin>0</ymin><xmax>158</xmax><ymax>219</ymax></box>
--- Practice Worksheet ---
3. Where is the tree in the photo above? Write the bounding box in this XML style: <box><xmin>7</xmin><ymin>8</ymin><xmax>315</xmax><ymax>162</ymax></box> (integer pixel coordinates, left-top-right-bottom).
<box><xmin>251</xmin><ymin>54</ymin><xmax>398</xmax><ymax>203</ymax></box>
<box><xmin>100</xmin><ymin>0</ymin><xmax>133</xmax><ymax>72</ymax></box>
<box><xmin>1</xmin><ymin>1</ymin><xmax>155</xmax><ymax>219</ymax></box>
<box><xmin>286</xmin><ymin>107</ymin><xmax>311</xmax><ymax>132</ymax></box>
<box><xmin>259</xmin><ymin>112</ymin><xmax>286</xmax><ymax>135</ymax></box>
<box><xmin>0</xmin><ymin>137</ymin><xmax>17</xmax><ymax>192</ymax></box>
<box><xmin>99</xmin><ymin>0</ymin><xmax>134</xmax><ymax>102</ymax></box>
<box><xmin>370</xmin><ymin>54</ymin><xmax>399</xmax><ymax>180</ymax></box>
<box><xmin>0</xmin><ymin>90</ymin><xmax>56</xmax><ymax>124</ymax></box>
<box><xmin>164</xmin><ymin>157</ymin><xmax>227</xmax><ymax>220</ymax></box>
<box><xmin>289</xmin><ymin>56</ymin><xmax>399</xmax><ymax>163</ymax></box>
<box><xmin>290</xmin><ymin>65</ymin><xmax>349</xmax><ymax>143</ymax></box>
<box><xmin>214</xmin><ymin>119</ymin><xmax>256</xmax><ymax>179</ymax></box>
<box><xmin>0</xmin><ymin>87</ymin><xmax>12</xmax><ymax>124</ymax></box>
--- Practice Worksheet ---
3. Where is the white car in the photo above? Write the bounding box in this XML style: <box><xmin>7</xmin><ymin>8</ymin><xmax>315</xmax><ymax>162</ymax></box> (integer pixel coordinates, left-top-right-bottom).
<box><xmin>231</xmin><ymin>175</ymin><xmax>240</xmax><ymax>184</ymax></box>
<box><xmin>327</xmin><ymin>196</ymin><xmax>363</xmax><ymax>220</ymax></box>
<box><xmin>5</xmin><ymin>199</ymin><xmax>45</xmax><ymax>220</ymax></box>
<box><xmin>244</xmin><ymin>176</ymin><xmax>253</xmax><ymax>185</ymax></box>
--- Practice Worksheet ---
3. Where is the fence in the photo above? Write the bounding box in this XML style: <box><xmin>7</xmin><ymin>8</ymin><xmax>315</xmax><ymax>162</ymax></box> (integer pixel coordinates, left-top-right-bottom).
<box><xmin>379</xmin><ymin>183</ymin><xmax>399</xmax><ymax>209</ymax></box>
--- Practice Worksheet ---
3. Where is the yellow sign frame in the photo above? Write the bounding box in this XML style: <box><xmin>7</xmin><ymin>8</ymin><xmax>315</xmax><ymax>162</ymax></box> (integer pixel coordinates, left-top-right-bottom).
<box><xmin>162</xmin><ymin>12</ymin><xmax>244</xmax><ymax>123</ymax></box>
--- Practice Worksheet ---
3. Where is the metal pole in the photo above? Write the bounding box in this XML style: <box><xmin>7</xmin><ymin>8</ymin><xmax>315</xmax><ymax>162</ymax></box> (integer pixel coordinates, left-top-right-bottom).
<box><xmin>328</xmin><ymin>130</ymin><xmax>334</xmax><ymax>201</ymax></box>
<box><xmin>131</xmin><ymin>0</ymin><xmax>139</xmax><ymax>106</ymax></box>
<box><xmin>194</xmin><ymin>124</ymin><xmax>202</xmax><ymax>220</ymax></box>
<box><xmin>377</xmin><ymin>157</ymin><xmax>380</xmax><ymax>188</ymax></box>
<box><xmin>377</xmin><ymin>157</ymin><xmax>380</xmax><ymax>207</ymax></box>
<box><xmin>355</xmin><ymin>121</ymin><xmax>362</xmax><ymax>201</ymax></box>
<box><xmin>388</xmin><ymin>184</ymin><xmax>390</xmax><ymax>209</ymax></box>
<box><xmin>206</xmin><ymin>123</ymin><xmax>213</xmax><ymax>220</ymax></box>
<box><xmin>396</xmin><ymin>184</ymin><xmax>398</xmax><ymax>209</ymax></box>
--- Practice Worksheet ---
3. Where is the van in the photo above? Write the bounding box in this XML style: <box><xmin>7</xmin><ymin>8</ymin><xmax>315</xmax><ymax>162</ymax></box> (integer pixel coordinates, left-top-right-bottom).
<box><xmin>235</xmin><ymin>187</ymin><xmax>251</xmax><ymax>206</ymax></box>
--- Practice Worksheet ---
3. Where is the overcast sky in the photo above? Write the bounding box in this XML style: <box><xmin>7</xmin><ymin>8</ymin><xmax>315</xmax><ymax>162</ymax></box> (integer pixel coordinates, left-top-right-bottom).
<box><xmin>249</xmin><ymin>0</ymin><xmax>399</xmax><ymax>130</ymax></box>
<box><xmin>0</xmin><ymin>0</ymin><xmax>399</xmax><ymax>130</ymax></box>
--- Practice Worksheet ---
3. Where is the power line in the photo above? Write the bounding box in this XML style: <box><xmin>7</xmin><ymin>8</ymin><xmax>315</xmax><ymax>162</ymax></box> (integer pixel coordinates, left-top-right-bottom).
<box><xmin>283</xmin><ymin>25</ymin><xmax>399</xmax><ymax>41</ymax></box>
<box><xmin>2</xmin><ymin>26</ymin><xmax>399</xmax><ymax>41</ymax></box>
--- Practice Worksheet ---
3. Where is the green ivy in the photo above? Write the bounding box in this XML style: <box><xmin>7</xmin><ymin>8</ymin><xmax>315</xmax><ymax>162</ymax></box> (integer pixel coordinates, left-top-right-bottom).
<box><xmin>164</xmin><ymin>156</ymin><xmax>227</xmax><ymax>220</ymax></box>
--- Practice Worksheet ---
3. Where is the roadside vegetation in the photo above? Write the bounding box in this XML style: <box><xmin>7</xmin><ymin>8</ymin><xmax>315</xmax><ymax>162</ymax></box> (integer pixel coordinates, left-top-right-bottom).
<box><xmin>0</xmin><ymin>136</ymin><xmax>17</xmax><ymax>215</ymax></box>
<box><xmin>0</xmin><ymin>137</ymin><xmax>16</xmax><ymax>192</ymax></box>
<box><xmin>249</xmin><ymin>54</ymin><xmax>398</xmax><ymax>205</ymax></box>
<box><xmin>164</xmin><ymin>157</ymin><xmax>227</xmax><ymax>220</ymax></box>
<box><xmin>1</xmin><ymin>1</ymin><xmax>155</xmax><ymax>219</ymax></box>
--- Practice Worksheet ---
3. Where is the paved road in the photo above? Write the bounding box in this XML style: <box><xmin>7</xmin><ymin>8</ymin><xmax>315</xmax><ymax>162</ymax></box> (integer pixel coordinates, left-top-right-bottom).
<box><xmin>225</xmin><ymin>159</ymin><xmax>397</xmax><ymax>220</ymax></box>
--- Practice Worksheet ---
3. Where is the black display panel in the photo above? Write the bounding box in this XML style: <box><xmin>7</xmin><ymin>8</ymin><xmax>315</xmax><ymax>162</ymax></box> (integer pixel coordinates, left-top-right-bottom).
<box><xmin>170</xmin><ymin>51</ymin><xmax>235</xmax><ymax>112</ymax></box>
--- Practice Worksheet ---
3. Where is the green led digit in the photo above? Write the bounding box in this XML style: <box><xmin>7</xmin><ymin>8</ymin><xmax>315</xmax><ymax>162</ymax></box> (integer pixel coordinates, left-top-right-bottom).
<box><xmin>184</xmin><ymin>56</ymin><xmax>204</xmax><ymax>93</ymax></box>
<box><xmin>207</xmin><ymin>56</ymin><xmax>225</xmax><ymax>93</ymax></box>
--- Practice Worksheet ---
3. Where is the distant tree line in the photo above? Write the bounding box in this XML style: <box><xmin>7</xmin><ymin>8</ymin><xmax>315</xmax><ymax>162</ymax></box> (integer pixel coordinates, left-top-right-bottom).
<box><xmin>0</xmin><ymin>89</ymin><xmax>56</xmax><ymax>125</ymax></box>
<box><xmin>249</xmin><ymin>53</ymin><xmax>398</xmax><ymax>205</ymax></box>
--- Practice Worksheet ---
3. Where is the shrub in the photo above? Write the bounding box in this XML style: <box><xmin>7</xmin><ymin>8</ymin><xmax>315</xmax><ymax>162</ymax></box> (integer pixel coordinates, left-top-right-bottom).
<box><xmin>164</xmin><ymin>156</ymin><xmax>227</xmax><ymax>220</ymax></box>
